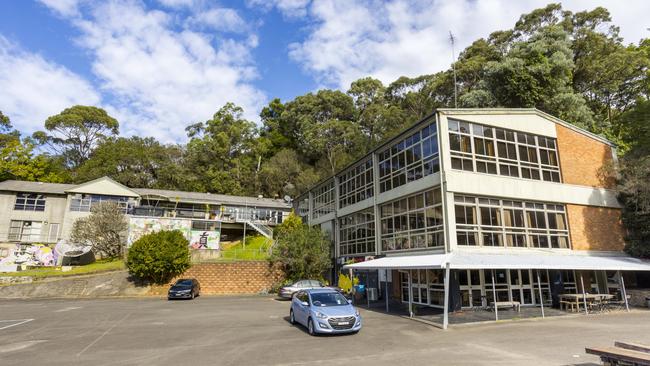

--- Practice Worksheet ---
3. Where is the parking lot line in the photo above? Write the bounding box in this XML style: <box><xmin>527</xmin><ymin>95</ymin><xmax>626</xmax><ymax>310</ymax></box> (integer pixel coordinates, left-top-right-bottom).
<box><xmin>0</xmin><ymin>319</ymin><xmax>34</xmax><ymax>331</ymax></box>
<box><xmin>76</xmin><ymin>312</ymin><xmax>131</xmax><ymax>357</ymax></box>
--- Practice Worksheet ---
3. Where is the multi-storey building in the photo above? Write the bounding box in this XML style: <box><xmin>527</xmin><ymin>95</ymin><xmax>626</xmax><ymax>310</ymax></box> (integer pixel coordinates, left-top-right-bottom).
<box><xmin>295</xmin><ymin>108</ymin><xmax>650</xmax><ymax>328</ymax></box>
<box><xmin>0</xmin><ymin>176</ymin><xmax>291</xmax><ymax>265</ymax></box>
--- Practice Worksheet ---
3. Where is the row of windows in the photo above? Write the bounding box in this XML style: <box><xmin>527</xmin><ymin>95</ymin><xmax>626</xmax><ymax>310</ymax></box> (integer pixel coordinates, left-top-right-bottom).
<box><xmin>70</xmin><ymin>194</ymin><xmax>132</xmax><ymax>212</ymax></box>
<box><xmin>14</xmin><ymin>193</ymin><xmax>46</xmax><ymax>211</ymax></box>
<box><xmin>380</xmin><ymin>187</ymin><xmax>444</xmax><ymax>252</ymax></box>
<box><xmin>448</xmin><ymin>119</ymin><xmax>561</xmax><ymax>183</ymax></box>
<box><xmin>338</xmin><ymin>158</ymin><xmax>373</xmax><ymax>209</ymax></box>
<box><xmin>378</xmin><ymin>121</ymin><xmax>439</xmax><ymax>193</ymax></box>
<box><xmin>454</xmin><ymin>195</ymin><xmax>570</xmax><ymax>249</ymax></box>
<box><xmin>312</xmin><ymin>179</ymin><xmax>335</xmax><ymax>218</ymax></box>
<box><xmin>338</xmin><ymin>209</ymin><xmax>375</xmax><ymax>256</ymax></box>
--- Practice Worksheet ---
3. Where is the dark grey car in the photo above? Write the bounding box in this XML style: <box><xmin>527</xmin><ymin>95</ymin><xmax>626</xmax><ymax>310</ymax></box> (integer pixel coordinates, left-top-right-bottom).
<box><xmin>168</xmin><ymin>278</ymin><xmax>200</xmax><ymax>300</ymax></box>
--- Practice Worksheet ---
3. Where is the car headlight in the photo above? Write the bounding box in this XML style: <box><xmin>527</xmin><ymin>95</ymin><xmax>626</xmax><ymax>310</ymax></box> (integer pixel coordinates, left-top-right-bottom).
<box><xmin>355</xmin><ymin>309</ymin><xmax>360</xmax><ymax>317</ymax></box>
<box><xmin>315</xmin><ymin>311</ymin><xmax>328</xmax><ymax>319</ymax></box>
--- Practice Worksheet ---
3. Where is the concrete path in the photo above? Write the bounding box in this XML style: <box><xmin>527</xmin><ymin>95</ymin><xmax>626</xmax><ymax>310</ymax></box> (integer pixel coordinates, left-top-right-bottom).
<box><xmin>0</xmin><ymin>296</ymin><xmax>648</xmax><ymax>365</ymax></box>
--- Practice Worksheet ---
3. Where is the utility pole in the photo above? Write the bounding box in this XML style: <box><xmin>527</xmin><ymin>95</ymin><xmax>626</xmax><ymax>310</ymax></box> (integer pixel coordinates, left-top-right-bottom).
<box><xmin>449</xmin><ymin>31</ymin><xmax>458</xmax><ymax>109</ymax></box>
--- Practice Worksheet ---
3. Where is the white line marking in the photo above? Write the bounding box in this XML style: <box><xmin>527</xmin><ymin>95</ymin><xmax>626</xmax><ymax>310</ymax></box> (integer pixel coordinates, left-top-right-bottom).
<box><xmin>54</xmin><ymin>306</ymin><xmax>82</xmax><ymax>313</ymax></box>
<box><xmin>76</xmin><ymin>312</ymin><xmax>131</xmax><ymax>357</ymax></box>
<box><xmin>0</xmin><ymin>319</ymin><xmax>34</xmax><ymax>330</ymax></box>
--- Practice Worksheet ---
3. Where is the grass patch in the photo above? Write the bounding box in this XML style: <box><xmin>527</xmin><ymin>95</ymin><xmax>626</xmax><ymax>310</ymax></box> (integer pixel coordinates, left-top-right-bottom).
<box><xmin>1</xmin><ymin>258</ymin><xmax>126</xmax><ymax>279</ymax></box>
<box><xmin>219</xmin><ymin>236</ymin><xmax>271</xmax><ymax>261</ymax></box>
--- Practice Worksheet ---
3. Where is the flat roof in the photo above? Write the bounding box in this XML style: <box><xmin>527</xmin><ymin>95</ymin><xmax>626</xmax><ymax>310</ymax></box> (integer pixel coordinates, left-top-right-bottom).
<box><xmin>343</xmin><ymin>251</ymin><xmax>650</xmax><ymax>271</ymax></box>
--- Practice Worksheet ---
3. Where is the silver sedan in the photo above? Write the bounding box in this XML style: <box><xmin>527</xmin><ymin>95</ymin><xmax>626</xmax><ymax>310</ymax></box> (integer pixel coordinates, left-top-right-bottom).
<box><xmin>278</xmin><ymin>280</ymin><xmax>326</xmax><ymax>299</ymax></box>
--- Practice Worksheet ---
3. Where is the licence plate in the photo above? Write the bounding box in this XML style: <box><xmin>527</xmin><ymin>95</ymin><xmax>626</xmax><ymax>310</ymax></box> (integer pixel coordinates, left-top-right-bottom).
<box><xmin>337</xmin><ymin>321</ymin><xmax>349</xmax><ymax>325</ymax></box>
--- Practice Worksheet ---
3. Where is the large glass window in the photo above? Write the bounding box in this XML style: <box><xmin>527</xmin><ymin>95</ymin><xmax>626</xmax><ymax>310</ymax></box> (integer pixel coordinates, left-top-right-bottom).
<box><xmin>313</xmin><ymin>179</ymin><xmax>335</xmax><ymax>218</ymax></box>
<box><xmin>70</xmin><ymin>194</ymin><xmax>132</xmax><ymax>213</ymax></box>
<box><xmin>455</xmin><ymin>195</ymin><xmax>570</xmax><ymax>249</ymax></box>
<box><xmin>378</xmin><ymin>121</ymin><xmax>439</xmax><ymax>193</ymax></box>
<box><xmin>338</xmin><ymin>158</ymin><xmax>373</xmax><ymax>208</ymax></box>
<box><xmin>338</xmin><ymin>208</ymin><xmax>375</xmax><ymax>256</ymax></box>
<box><xmin>448</xmin><ymin>119</ymin><xmax>561</xmax><ymax>182</ymax></box>
<box><xmin>14</xmin><ymin>193</ymin><xmax>46</xmax><ymax>211</ymax></box>
<box><xmin>8</xmin><ymin>220</ymin><xmax>42</xmax><ymax>242</ymax></box>
<box><xmin>380</xmin><ymin>187</ymin><xmax>444</xmax><ymax>252</ymax></box>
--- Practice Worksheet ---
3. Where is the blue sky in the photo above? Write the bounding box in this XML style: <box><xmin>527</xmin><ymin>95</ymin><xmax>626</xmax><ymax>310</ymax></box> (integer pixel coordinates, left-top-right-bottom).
<box><xmin>1</xmin><ymin>0</ymin><xmax>648</xmax><ymax>142</ymax></box>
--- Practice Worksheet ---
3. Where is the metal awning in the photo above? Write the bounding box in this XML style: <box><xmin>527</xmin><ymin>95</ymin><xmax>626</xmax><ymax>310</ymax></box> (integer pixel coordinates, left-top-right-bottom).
<box><xmin>342</xmin><ymin>251</ymin><xmax>650</xmax><ymax>271</ymax></box>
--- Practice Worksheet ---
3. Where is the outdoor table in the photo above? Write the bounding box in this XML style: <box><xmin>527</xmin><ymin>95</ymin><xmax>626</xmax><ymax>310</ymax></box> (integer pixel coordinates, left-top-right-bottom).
<box><xmin>560</xmin><ymin>294</ymin><xmax>613</xmax><ymax>313</ymax></box>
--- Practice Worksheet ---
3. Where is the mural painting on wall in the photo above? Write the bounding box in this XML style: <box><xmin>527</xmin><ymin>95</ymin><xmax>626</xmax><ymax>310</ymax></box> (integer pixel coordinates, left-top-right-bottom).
<box><xmin>189</xmin><ymin>230</ymin><xmax>221</xmax><ymax>250</ymax></box>
<box><xmin>127</xmin><ymin>217</ymin><xmax>192</xmax><ymax>246</ymax></box>
<box><xmin>0</xmin><ymin>244</ymin><xmax>58</xmax><ymax>271</ymax></box>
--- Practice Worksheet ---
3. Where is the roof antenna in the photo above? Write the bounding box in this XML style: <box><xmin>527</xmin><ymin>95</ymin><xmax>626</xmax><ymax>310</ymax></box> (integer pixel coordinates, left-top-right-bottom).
<box><xmin>449</xmin><ymin>31</ymin><xmax>458</xmax><ymax>109</ymax></box>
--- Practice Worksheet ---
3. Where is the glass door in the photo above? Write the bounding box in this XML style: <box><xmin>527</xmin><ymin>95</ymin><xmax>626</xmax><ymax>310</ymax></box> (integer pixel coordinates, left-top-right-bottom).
<box><xmin>485</xmin><ymin>269</ymin><xmax>510</xmax><ymax>303</ymax></box>
<box><xmin>458</xmin><ymin>269</ymin><xmax>483</xmax><ymax>308</ymax></box>
<box><xmin>509</xmin><ymin>269</ymin><xmax>534</xmax><ymax>305</ymax></box>
<box><xmin>532</xmin><ymin>269</ymin><xmax>552</xmax><ymax>305</ymax></box>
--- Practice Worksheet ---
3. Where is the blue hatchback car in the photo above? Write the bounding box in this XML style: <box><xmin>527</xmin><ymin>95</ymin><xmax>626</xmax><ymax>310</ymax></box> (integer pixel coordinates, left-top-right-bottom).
<box><xmin>289</xmin><ymin>288</ymin><xmax>362</xmax><ymax>335</ymax></box>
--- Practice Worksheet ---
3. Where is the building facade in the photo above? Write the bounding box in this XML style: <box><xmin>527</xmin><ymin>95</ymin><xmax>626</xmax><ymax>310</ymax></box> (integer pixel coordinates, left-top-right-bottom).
<box><xmin>0</xmin><ymin>177</ymin><xmax>291</xmax><ymax>262</ymax></box>
<box><xmin>295</xmin><ymin>108</ymin><xmax>650</xmax><ymax>326</ymax></box>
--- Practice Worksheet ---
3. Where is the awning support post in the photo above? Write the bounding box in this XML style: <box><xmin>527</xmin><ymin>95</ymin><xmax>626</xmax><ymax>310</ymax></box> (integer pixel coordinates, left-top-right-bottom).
<box><xmin>536</xmin><ymin>270</ymin><xmax>545</xmax><ymax>318</ymax></box>
<box><xmin>366</xmin><ymin>271</ymin><xmax>370</xmax><ymax>309</ymax></box>
<box><xmin>618</xmin><ymin>271</ymin><xmax>630</xmax><ymax>312</ymax></box>
<box><xmin>385</xmin><ymin>269</ymin><xmax>389</xmax><ymax>313</ymax></box>
<box><xmin>408</xmin><ymin>270</ymin><xmax>413</xmax><ymax>318</ymax></box>
<box><xmin>491</xmin><ymin>269</ymin><xmax>498</xmax><ymax>321</ymax></box>
<box><xmin>580</xmin><ymin>272</ymin><xmax>588</xmax><ymax>315</ymax></box>
<box><xmin>443</xmin><ymin>263</ymin><xmax>450</xmax><ymax>330</ymax></box>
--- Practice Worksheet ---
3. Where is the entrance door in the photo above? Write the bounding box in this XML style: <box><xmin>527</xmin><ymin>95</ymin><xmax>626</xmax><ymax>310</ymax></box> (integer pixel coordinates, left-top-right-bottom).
<box><xmin>485</xmin><ymin>269</ymin><xmax>510</xmax><ymax>303</ymax></box>
<box><xmin>531</xmin><ymin>269</ymin><xmax>552</xmax><ymax>305</ymax></box>
<box><xmin>509</xmin><ymin>270</ymin><xmax>534</xmax><ymax>305</ymax></box>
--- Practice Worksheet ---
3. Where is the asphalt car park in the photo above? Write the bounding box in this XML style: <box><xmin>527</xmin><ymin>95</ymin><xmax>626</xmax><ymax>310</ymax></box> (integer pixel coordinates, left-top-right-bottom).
<box><xmin>1</xmin><ymin>296</ymin><xmax>649</xmax><ymax>365</ymax></box>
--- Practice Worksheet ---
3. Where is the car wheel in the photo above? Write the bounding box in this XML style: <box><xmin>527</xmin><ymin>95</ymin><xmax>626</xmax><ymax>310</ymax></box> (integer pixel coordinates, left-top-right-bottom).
<box><xmin>307</xmin><ymin>318</ymin><xmax>316</xmax><ymax>336</ymax></box>
<box><xmin>289</xmin><ymin>309</ymin><xmax>295</xmax><ymax>325</ymax></box>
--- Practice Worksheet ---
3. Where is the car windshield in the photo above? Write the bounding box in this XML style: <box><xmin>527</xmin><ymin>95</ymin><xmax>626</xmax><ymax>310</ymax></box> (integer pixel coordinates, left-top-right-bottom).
<box><xmin>310</xmin><ymin>292</ymin><xmax>349</xmax><ymax>307</ymax></box>
<box><xmin>175</xmin><ymin>280</ymin><xmax>192</xmax><ymax>286</ymax></box>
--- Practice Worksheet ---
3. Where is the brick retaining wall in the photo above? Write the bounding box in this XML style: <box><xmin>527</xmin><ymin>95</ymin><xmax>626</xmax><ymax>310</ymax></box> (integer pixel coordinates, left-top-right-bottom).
<box><xmin>150</xmin><ymin>261</ymin><xmax>284</xmax><ymax>295</ymax></box>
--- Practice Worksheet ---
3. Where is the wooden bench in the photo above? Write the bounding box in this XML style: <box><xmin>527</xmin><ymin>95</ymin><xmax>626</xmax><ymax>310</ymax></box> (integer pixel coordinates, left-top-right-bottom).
<box><xmin>491</xmin><ymin>301</ymin><xmax>520</xmax><ymax>313</ymax></box>
<box><xmin>586</xmin><ymin>341</ymin><xmax>650</xmax><ymax>366</ymax></box>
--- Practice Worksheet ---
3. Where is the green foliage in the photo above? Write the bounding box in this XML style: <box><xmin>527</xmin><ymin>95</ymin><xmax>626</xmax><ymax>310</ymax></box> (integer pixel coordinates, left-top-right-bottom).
<box><xmin>70</xmin><ymin>201</ymin><xmax>128</xmax><ymax>258</ymax></box>
<box><xmin>35</xmin><ymin>105</ymin><xmax>119</xmax><ymax>169</ymax></box>
<box><xmin>74</xmin><ymin>136</ymin><xmax>188</xmax><ymax>189</ymax></box>
<box><xmin>0</xmin><ymin>139</ymin><xmax>65</xmax><ymax>182</ymax></box>
<box><xmin>126</xmin><ymin>230</ymin><xmax>191</xmax><ymax>284</ymax></box>
<box><xmin>273</xmin><ymin>211</ymin><xmax>303</xmax><ymax>239</ymax></box>
<box><xmin>617</xmin><ymin>100</ymin><xmax>650</xmax><ymax>258</ymax></box>
<box><xmin>270</xmin><ymin>214</ymin><xmax>331</xmax><ymax>281</ymax></box>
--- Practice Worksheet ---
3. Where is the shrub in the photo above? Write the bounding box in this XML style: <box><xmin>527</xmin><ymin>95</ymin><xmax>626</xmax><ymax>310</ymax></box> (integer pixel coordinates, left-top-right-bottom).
<box><xmin>126</xmin><ymin>230</ymin><xmax>191</xmax><ymax>284</ymax></box>
<box><xmin>269</xmin><ymin>218</ymin><xmax>331</xmax><ymax>282</ymax></box>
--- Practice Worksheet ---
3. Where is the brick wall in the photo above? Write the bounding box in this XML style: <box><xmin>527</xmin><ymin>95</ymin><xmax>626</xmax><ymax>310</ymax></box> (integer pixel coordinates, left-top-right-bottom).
<box><xmin>555</xmin><ymin>124</ymin><xmax>616</xmax><ymax>189</ymax></box>
<box><xmin>567</xmin><ymin>204</ymin><xmax>625</xmax><ymax>251</ymax></box>
<box><xmin>150</xmin><ymin>261</ymin><xmax>284</xmax><ymax>295</ymax></box>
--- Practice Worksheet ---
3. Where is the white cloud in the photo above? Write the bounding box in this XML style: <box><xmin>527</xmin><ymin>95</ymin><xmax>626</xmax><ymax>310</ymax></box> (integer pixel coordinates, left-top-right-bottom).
<box><xmin>33</xmin><ymin>1</ymin><xmax>290</xmax><ymax>143</ymax></box>
<box><xmin>248</xmin><ymin>0</ymin><xmax>311</xmax><ymax>18</ymax></box>
<box><xmin>284</xmin><ymin>0</ymin><xmax>650</xmax><ymax>90</ymax></box>
<box><xmin>0</xmin><ymin>36</ymin><xmax>100</xmax><ymax>133</ymax></box>
<box><xmin>186</xmin><ymin>7</ymin><xmax>248</xmax><ymax>33</ymax></box>
<box><xmin>37</xmin><ymin>0</ymin><xmax>266</xmax><ymax>143</ymax></box>
<box><xmin>37</xmin><ymin>0</ymin><xmax>82</xmax><ymax>17</ymax></box>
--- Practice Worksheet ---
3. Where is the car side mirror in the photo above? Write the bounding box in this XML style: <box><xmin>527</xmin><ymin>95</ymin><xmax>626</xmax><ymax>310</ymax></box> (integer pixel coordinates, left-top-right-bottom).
<box><xmin>301</xmin><ymin>301</ymin><xmax>309</xmax><ymax>307</ymax></box>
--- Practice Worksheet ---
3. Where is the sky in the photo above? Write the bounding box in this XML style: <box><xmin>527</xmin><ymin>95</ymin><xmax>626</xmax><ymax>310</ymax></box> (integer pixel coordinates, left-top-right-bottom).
<box><xmin>0</xmin><ymin>0</ymin><xmax>649</xmax><ymax>143</ymax></box>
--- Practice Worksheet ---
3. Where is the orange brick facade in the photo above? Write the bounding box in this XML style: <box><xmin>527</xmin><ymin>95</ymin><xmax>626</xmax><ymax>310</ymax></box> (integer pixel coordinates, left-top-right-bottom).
<box><xmin>555</xmin><ymin>124</ymin><xmax>616</xmax><ymax>189</ymax></box>
<box><xmin>567</xmin><ymin>204</ymin><xmax>625</xmax><ymax>251</ymax></box>
<box><xmin>150</xmin><ymin>261</ymin><xmax>284</xmax><ymax>295</ymax></box>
